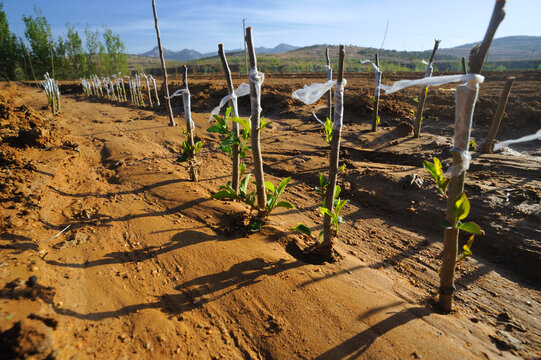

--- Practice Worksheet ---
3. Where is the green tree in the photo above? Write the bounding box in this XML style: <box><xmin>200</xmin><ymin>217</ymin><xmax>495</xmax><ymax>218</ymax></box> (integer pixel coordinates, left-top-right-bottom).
<box><xmin>22</xmin><ymin>6</ymin><xmax>54</xmax><ymax>78</ymax></box>
<box><xmin>0</xmin><ymin>2</ymin><xmax>20</xmax><ymax>80</ymax></box>
<box><xmin>85</xmin><ymin>26</ymin><xmax>106</xmax><ymax>75</ymax></box>
<box><xmin>102</xmin><ymin>25</ymin><xmax>127</xmax><ymax>75</ymax></box>
<box><xmin>65</xmin><ymin>22</ymin><xmax>86</xmax><ymax>78</ymax></box>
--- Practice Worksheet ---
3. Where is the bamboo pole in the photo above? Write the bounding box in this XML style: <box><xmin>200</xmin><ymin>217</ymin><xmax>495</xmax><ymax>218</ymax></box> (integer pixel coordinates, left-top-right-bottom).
<box><xmin>218</xmin><ymin>44</ymin><xmax>241</xmax><ymax>193</ymax></box>
<box><xmin>314</xmin><ymin>44</ymin><xmax>345</xmax><ymax>259</ymax></box>
<box><xmin>151</xmin><ymin>0</ymin><xmax>176</xmax><ymax>127</ymax></box>
<box><xmin>326</xmin><ymin>48</ymin><xmax>332</xmax><ymax>122</ymax></box>
<box><xmin>371</xmin><ymin>53</ymin><xmax>380</xmax><ymax>132</ymax></box>
<box><xmin>245</xmin><ymin>27</ymin><xmax>267</xmax><ymax>218</ymax></box>
<box><xmin>480</xmin><ymin>76</ymin><xmax>515</xmax><ymax>153</ymax></box>
<box><xmin>413</xmin><ymin>39</ymin><xmax>441</xmax><ymax>137</ymax></box>
<box><xmin>439</xmin><ymin>0</ymin><xmax>506</xmax><ymax>312</ymax></box>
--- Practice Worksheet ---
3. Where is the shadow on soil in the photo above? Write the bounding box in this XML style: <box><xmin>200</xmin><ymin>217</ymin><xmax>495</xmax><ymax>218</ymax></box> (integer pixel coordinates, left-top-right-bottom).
<box><xmin>51</xmin><ymin>257</ymin><xmax>304</xmax><ymax>321</ymax></box>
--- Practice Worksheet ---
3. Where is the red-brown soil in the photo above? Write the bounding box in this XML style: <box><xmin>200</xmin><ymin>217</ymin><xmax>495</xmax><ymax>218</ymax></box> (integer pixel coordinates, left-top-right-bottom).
<box><xmin>0</xmin><ymin>71</ymin><xmax>540</xmax><ymax>359</ymax></box>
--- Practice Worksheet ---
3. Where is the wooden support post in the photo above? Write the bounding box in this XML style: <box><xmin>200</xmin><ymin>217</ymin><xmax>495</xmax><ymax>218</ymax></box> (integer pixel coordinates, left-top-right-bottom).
<box><xmin>326</xmin><ymin>48</ymin><xmax>332</xmax><ymax>122</ymax></box>
<box><xmin>439</xmin><ymin>0</ymin><xmax>506</xmax><ymax>312</ymax></box>
<box><xmin>413</xmin><ymin>39</ymin><xmax>441</xmax><ymax>138</ymax></box>
<box><xmin>461</xmin><ymin>57</ymin><xmax>468</xmax><ymax>74</ymax></box>
<box><xmin>245</xmin><ymin>27</ymin><xmax>267</xmax><ymax>218</ymax></box>
<box><xmin>218</xmin><ymin>44</ymin><xmax>241</xmax><ymax>193</ymax></box>
<box><xmin>480</xmin><ymin>76</ymin><xmax>515</xmax><ymax>153</ymax></box>
<box><xmin>151</xmin><ymin>0</ymin><xmax>176</xmax><ymax>127</ymax></box>
<box><xmin>312</xmin><ymin>45</ymin><xmax>345</xmax><ymax>260</ymax></box>
<box><xmin>371</xmin><ymin>53</ymin><xmax>380</xmax><ymax>132</ymax></box>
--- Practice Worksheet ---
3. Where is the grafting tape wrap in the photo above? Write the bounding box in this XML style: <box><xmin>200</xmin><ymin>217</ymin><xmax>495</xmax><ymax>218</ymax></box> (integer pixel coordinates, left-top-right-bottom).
<box><xmin>381</xmin><ymin>74</ymin><xmax>484</xmax><ymax>94</ymax></box>
<box><xmin>249</xmin><ymin>69</ymin><xmax>265</xmax><ymax>118</ymax></box>
<box><xmin>167</xmin><ymin>88</ymin><xmax>195</xmax><ymax>129</ymax></box>
<box><xmin>333</xmin><ymin>82</ymin><xmax>345</xmax><ymax>130</ymax></box>
<box><xmin>446</xmin><ymin>77</ymin><xmax>482</xmax><ymax>177</ymax></box>
<box><xmin>208</xmin><ymin>82</ymin><xmax>250</xmax><ymax>121</ymax></box>
<box><xmin>362</xmin><ymin>60</ymin><xmax>383</xmax><ymax>98</ymax></box>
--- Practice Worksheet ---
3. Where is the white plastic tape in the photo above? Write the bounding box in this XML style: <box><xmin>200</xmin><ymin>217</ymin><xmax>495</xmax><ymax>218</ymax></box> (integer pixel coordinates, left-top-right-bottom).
<box><xmin>493</xmin><ymin>129</ymin><xmax>541</xmax><ymax>151</ymax></box>
<box><xmin>166</xmin><ymin>88</ymin><xmax>195</xmax><ymax>129</ymax></box>
<box><xmin>361</xmin><ymin>59</ymin><xmax>380</xmax><ymax>72</ymax></box>
<box><xmin>333</xmin><ymin>82</ymin><xmax>345</xmax><ymax>131</ymax></box>
<box><xmin>209</xmin><ymin>82</ymin><xmax>250</xmax><ymax>121</ymax></box>
<box><xmin>249</xmin><ymin>68</ymin><xmax>264</xmax><ymax>117</ymax></box>
<box><xmin>445</xmin><ymin>77</ymin><xmax>480</xmax><ymax>177</ymax></box>
<box><xmin>381</xmin><ymin>74</ymin><xmax>484</xmax><ymax>94</ymax></box>
<box><xmin>292</xmin><ymin>79</ymin><xmax>348</xmax><ymax>105</ymax></box>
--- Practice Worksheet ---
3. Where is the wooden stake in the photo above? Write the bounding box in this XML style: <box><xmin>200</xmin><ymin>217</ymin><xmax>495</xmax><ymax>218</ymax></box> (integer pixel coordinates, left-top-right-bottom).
<box><xmin>371</xmin><ymin>53</ymin><xmax>380</xmax><ymax>132</ymax></box>
<box><xmin>326</xmin><ymin>48</ymin><xmax>332</xmax><ymax>122</ymax></box>
<box><xmin>245</xmin><ymin>27</ymin><xmax>267</xmax><ymax>218</ymax></box>
<box><xmin>480</xmin><ymin>76</ymin><xmax>515</xmax><ymax>153</ymax></box>
<box><xmin>314</xmin><ymin>44</ymin><xmax>345</xmax><ymax>260</ymax></box>
<box><xmin>461</xmin><ymin>57</ymin><xmax>468</xmax><ymax>74</ymax></box>
<box><xmin>152</xmin><ymin>0</ymin><xmax>176</xmax><ymax>127</ymax></box>
<box><xmin>218</xmin><ymin>44</ymin><xmax>241</xmax><ymax>193</ymax></box>
<box><xmin>413</xmin><ymin>39</ymin><xmax>441</xmax><ymax>137</ymax></box>
<box><xmin>439</xmin><ymin>0</ymin><xmax>506</xmax><ymax>312</ymax></box>
<box><xmin>181</xmin><ymin>65</ymin><xmax>198</xmax><ymax>182</ymax></box>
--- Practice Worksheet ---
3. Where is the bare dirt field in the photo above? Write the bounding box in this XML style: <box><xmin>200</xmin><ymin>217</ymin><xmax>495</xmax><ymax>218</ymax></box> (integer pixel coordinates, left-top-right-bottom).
<box><xmin>0</xmin><ymin>71</ymin><xmax>540</xmax><ymax>359</ymax></box>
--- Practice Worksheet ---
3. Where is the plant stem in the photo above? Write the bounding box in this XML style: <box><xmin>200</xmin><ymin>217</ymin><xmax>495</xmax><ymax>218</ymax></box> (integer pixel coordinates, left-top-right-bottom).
<box><xmin>245</xmin><ymin>27</ymin><xmax>267</xmax><ymax>218</ymax></box>
<box><xmin>480</xmin><ymin>76</ymin><xmax>515</xmax><ymax>153</ymax></box>
<box><xmin>414</xmin><ymin>39</ymin><xmax>441</xmax><ymax>138</ymax></box>
<box><xmin>439</xmin><ymin>0</ymin><xmax>506</xmax><ymax>312</ymax></box>
<box><xmin>218</xmin><ymin>44</ymin><xmax>240</xmax><ymax>193</ymax></box>
<box><xmin>321</xmin><ymin>44</ymin><xmax>345</xmax><ymax>255</ymax></box>
<box><xmin>151</xmin><ymin>0</ymin><xmax>176</xmax><ymax>127</ymax></box>
<box><xmin>371</xmin><ymin>52</ymin><xmax>380</xmax><ymax>132</ymax></box>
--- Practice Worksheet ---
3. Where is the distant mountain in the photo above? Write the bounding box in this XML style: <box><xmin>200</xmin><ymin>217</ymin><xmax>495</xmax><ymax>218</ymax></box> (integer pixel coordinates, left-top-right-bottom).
<box><xmin>139</xmin><ymin>43</ymin><xmax>300</xmax><ymax>61</ymax></box>
<box><xmin>438</xmin><ymin>36</ymin><xmax>541</xmax><ymax>61</ymax></box>
<box><xmin>140</xmin><ymin>46</ymin><xmax>203</xmax><ymax>61</ymax></box>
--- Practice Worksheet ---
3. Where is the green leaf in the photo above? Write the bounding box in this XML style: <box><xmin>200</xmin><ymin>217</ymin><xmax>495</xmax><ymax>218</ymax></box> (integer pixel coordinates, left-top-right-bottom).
<box><xmin>264</xmin><ymin>181</ymin><xmax>275</xmax><ymax>193</ymax></box>
<box><xmin>335</xmin><ymin>199</ymin><xmax>348</xmax><ymax>214</ymax></box>
<box><xmin>277</xmin><ymin>177</ymin><xmax>291</xmax><ymax>195</ymax></box>
<box><xmin>275</xmin><ymin>200</ymin><xmax>295</xmax><ymax>209</ymax></box>
<box><xmin>440</xmin><ymin>219</ymin><xmax>453</xmax><ymax>229</ymax></box>
<box><xmin>453</xmin><ymin>193</ymin><xmax>470</xmax><ymax>222</ymax></box>
<box><xmin>261</xmin><ymin>117</ymin><xmax>271</xmax><ymax>129</ymax></box>
<box><xmin>333</xmin><ymin>185</ymin><xmax>341</xmax><ymax>199</ymax></box>
<box><xmin>457</xmin><ymin>221</ymin><xmax>483</xmax><ymax>235</ymax></box>
<box><xmin>177</xmin><ymin>152</ymin><xmax>189</xmax><ymax>162</ymax></box>
<box><xmin>239</xmin><ymin>163</ymin><xmax>246</xmax><ymax>175</ymax></box>
<box><xmin>319</xmin><ymin>206</ymin><xmax>332</xmax><ymax>217</ymax></box>
<box><xmin>248</xmin><ymin>220</ymin><xmax>262</xmax><ymax>232</ymax></box>
<box><xmin>339</xmin><ymin>163</ymin><xmax>346</xmax><ymax>172</ymax></box>
<box><xmin>225</xmin><ymin>106</ymin><xmax>231</xmax><ymax>118</ymax></box>
<box><xmin>232</xmin><ymin>116</ymin><xmax>250</xmax><ymax>130</ymax></box>
<box><xmin>239</xmin><ymin>174</ymin><xmax>252</xmax><ymax>194</ymax></box>
<box><xmin>290</xmin><ymin>223</ymin><xmax>312</xmax><ymax>237</ymax></box>
<box><xmin>211</xmin><ymin>190</ymin><xmax>238</xmax><ymax>200</ymax></box>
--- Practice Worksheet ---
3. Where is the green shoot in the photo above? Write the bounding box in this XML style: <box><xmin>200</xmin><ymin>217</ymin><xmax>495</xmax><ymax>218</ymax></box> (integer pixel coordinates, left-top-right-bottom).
<box><xmin>265</xmin><ymin>177</ymin><xmax>295</xmax><ymax>217</ymax></box>
<box><xmin>211</xmin><ymin>173</ymin><xmax>256</xmax><ymax>208</ymax></box>
<box><xmin>457</xmin><ymin>235</ymin><xmax>475</xmax><ymax>263</ymax></box>
<box><xmin>324</xmin><ymin>117</ymin><xmax>333</xmax><ymax>144</ymax></box>
<box><xmin>423</xmin><ymin>157</ymin><xmax>449</xmax><ymax>197</ymax></box>
<box><xmin>177</xmin><ymin>130</ymin><xmax>203</xmax><ymax>163</ymax></box>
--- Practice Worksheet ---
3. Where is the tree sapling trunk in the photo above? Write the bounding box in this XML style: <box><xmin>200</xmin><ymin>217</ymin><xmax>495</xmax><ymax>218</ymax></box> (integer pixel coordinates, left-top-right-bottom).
<box><xmin>326</xmin><ymin>48</ymin><xmax>332</xmax><ymax>122</ymax></box>
<box><xmin>479</xmin><ymin>76</ymin><xmax>515</xmax><ymax>153</ymax></box>
<box><xmin>218</xmin><ymin>44</ymin><xmax>241</xmax><ymax>193</ymax></box>
<box><xmin>245</xmin><ymin>27</ymin><xmax>267</xmax><ymax>218</ymax></box>
<box><xmin>151</xmin><ymin>0</ymin><xmax>176</xmax><ymax>127</ymax></box>
<box><xmin>311</xmin><ymin>45</ymin><xmax>345</xmax><ymax>260</ymax></box>
<box><xmin>181</xmin><ymin>65</ymin><xmax>199</xmax><ymax>181</ymax></box>
<box><xmin>414</xmin><ymin>39</ymin><xmax>441</xmax><ymax>138</ymax></box>
<box><xmin>371</xmin><ymin>53</ymin><xmax>380</xmax><ymax>132</ymax></box>
<box><xmin>439</xmin><ymin>0</ymin><xmax>506</xmax><ymax>312</ymax></box>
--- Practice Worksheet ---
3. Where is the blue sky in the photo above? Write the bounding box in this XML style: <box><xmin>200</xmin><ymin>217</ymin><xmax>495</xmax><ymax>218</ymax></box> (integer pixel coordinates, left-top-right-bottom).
<box><xmin>3</xmin><ymin>0</ymin><xmax>540</xmax><ymax>54</ymax></box>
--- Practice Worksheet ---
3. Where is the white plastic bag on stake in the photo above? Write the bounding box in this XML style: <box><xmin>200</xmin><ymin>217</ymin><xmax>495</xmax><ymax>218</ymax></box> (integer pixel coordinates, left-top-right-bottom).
<box><xmin>208</xmin><ymin>82</ymin><xmax>250</xmax><ymax>121</ymax></box>
<box><xmin>291</xmin><ymin>79</ymin><xmax>347</xmax><ymax>125</ymax></box>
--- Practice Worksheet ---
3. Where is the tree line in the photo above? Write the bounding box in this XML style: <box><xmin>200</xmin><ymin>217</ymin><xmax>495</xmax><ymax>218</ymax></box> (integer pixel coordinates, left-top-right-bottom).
<box><xmin>0</xmin><ymin>3</ymin><xmax>128</xmax><ymax>81</ymax></box>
